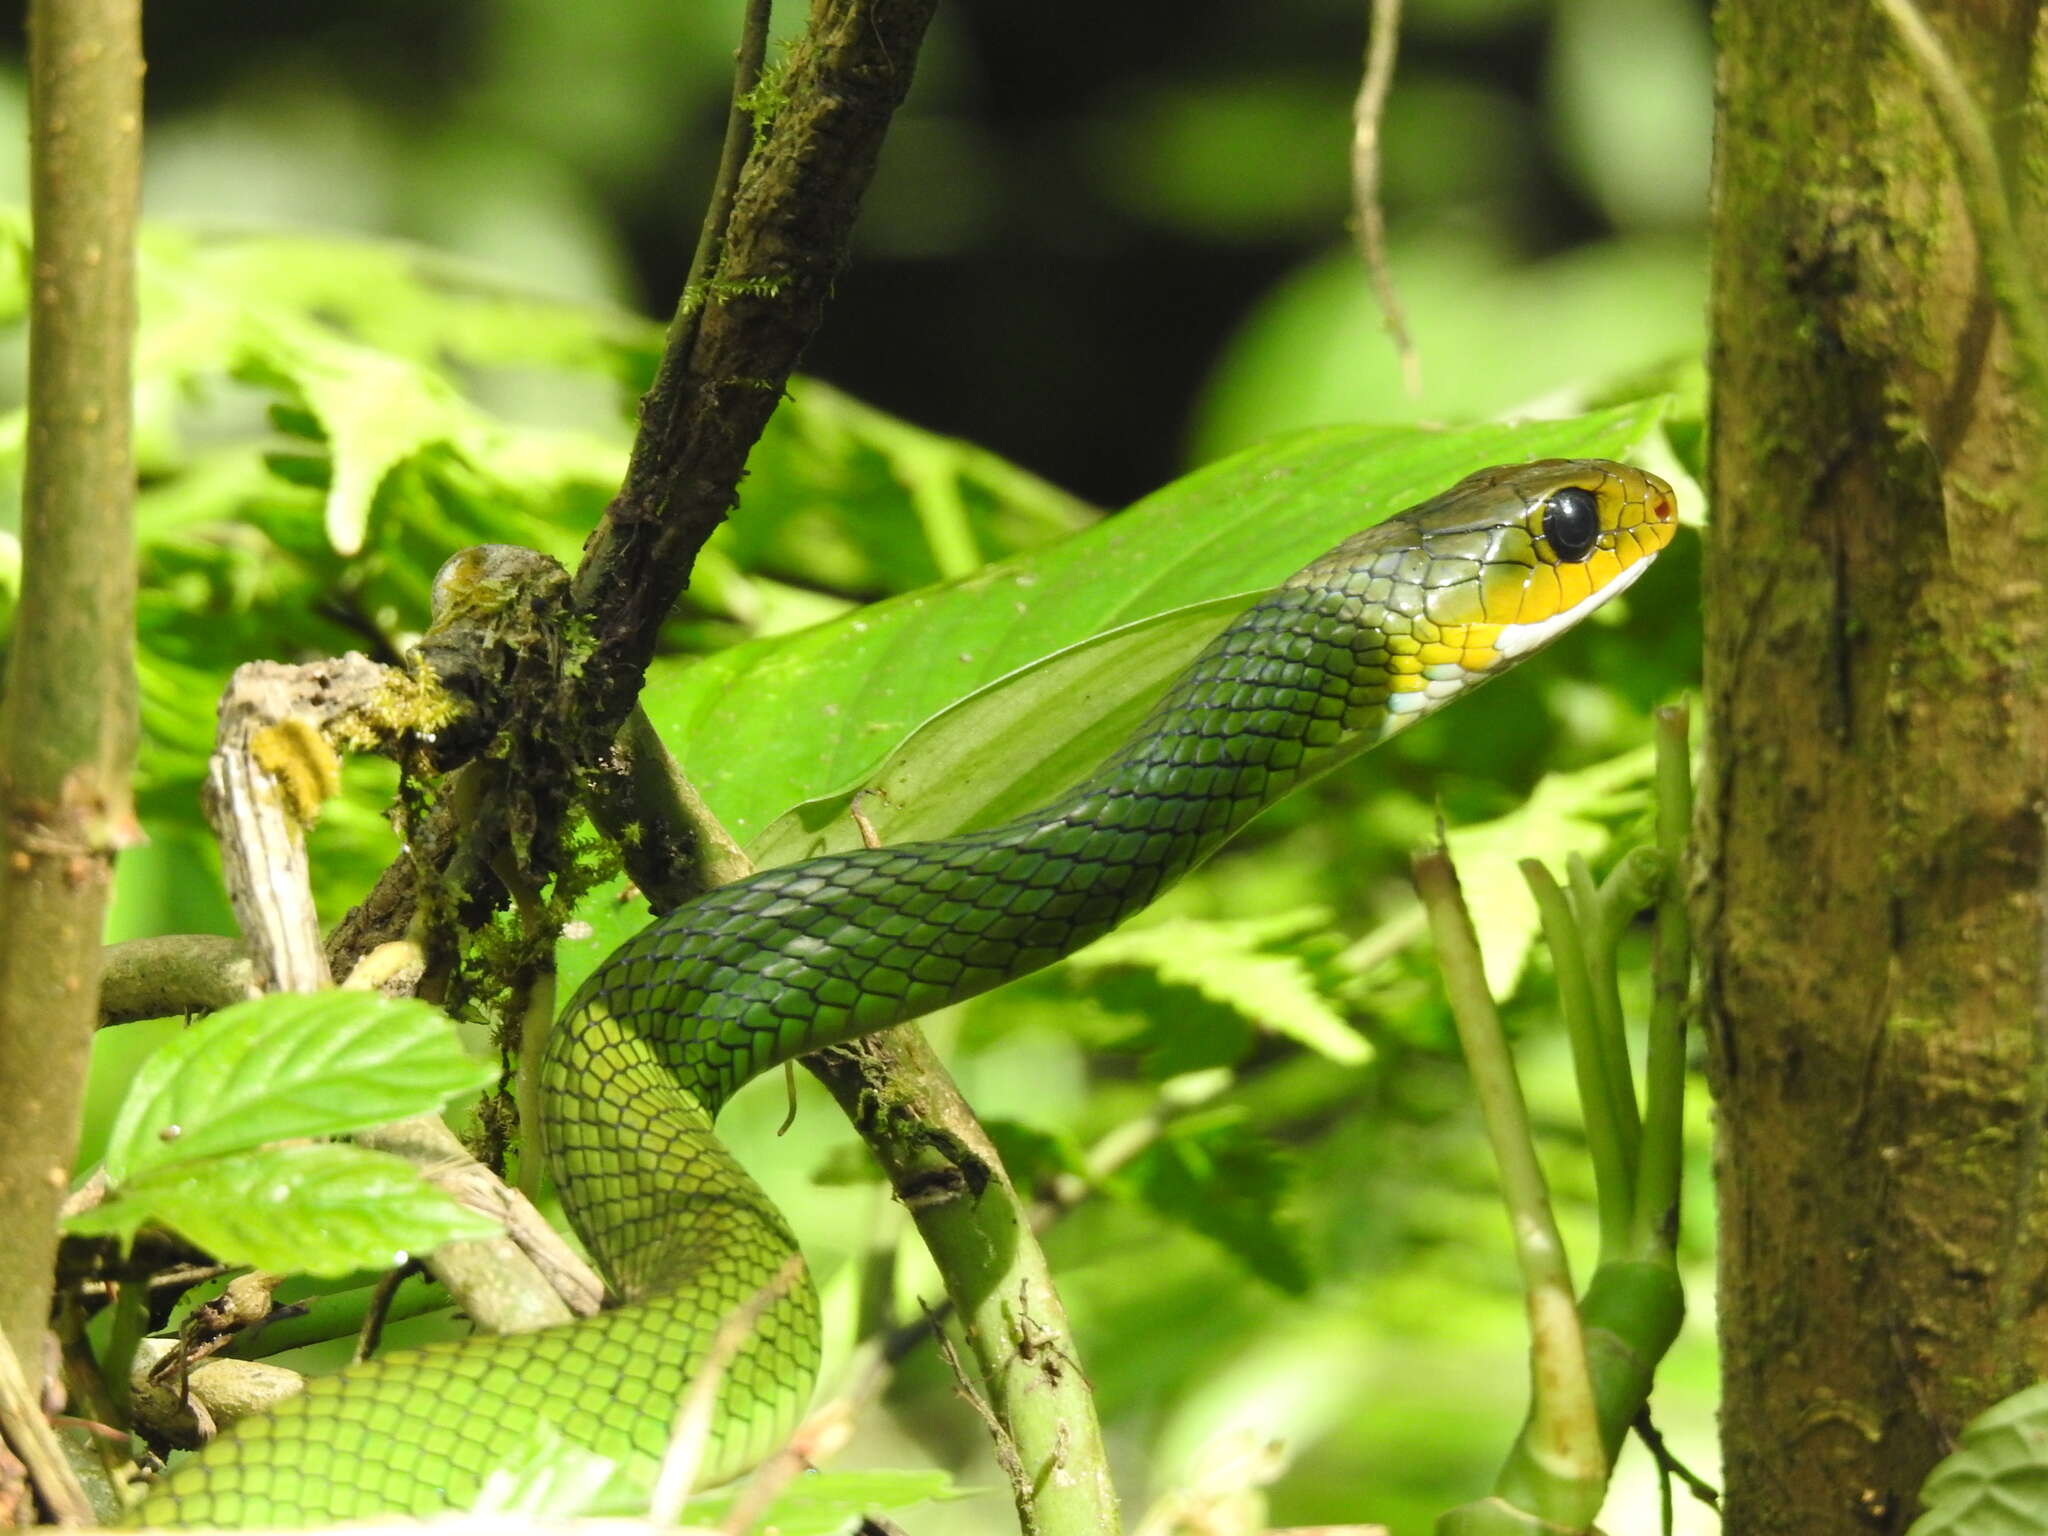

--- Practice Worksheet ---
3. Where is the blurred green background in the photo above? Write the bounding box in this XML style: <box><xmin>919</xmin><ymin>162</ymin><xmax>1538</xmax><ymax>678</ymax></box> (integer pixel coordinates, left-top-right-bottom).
<box><xmin>0</xmin><ymin>0</ymin><xmax>1715</xmax><ymax>1531</ymax></box>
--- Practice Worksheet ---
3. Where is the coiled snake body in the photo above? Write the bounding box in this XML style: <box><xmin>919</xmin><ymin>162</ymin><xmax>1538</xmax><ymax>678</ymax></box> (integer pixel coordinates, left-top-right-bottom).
<box><xmin>138</xmin><ymin>458</ymin><xmax>1677</xmax><ymax>1526</ymax></box>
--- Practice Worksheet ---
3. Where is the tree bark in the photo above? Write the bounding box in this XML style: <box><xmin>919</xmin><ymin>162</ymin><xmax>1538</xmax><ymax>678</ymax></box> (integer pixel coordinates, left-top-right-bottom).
<box><xmin>1703</xmin><ymin>4</ymin><xmax>2048</xmax><ymax>1533</ymax></box>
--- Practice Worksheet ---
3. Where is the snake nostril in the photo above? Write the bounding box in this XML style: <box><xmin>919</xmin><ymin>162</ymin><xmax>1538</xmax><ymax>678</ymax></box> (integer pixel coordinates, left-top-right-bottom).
<box><xmin>1651</xmin><ymin>495</ymin><xmax>1674</xmax><ymax>522</ymax></box>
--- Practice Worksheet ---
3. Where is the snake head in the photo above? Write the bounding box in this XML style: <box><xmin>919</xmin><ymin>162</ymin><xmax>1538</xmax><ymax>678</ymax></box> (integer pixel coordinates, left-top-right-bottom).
<box><xmin>1295</xmin><ymin>457</ymin><xmax>1679</xmax><ymax>733</ymax></box>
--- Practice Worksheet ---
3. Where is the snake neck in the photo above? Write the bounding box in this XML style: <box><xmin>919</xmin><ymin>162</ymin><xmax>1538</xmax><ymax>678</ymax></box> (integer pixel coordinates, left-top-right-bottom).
<box><xmin>552</xmin><ymin>577</ymin><xmax>1393</xmax><ymax>1140</ymax></box>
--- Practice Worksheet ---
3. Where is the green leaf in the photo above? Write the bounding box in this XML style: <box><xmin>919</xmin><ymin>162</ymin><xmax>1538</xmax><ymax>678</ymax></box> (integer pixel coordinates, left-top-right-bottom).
<box><xmin>1068</xmin><ymin>908</ymin><xmax>1369</xmax><ymax>1066</ymax></box>
<box><xmin>101</xmin><ymin>993</ymin><xmax>495</xmax><ymax>1184</ymax></box>
<box><xmin>1444</xmin><ymin>745</ymin><xmax>1656</xmax><ymax>996</ymax></box>
<box><xmin>647</xmin><ymin>402</ymin><xmax>1670</xmax><ymax>848</ymax></box>
<box><xmin>1114</xmin><ymin>1113</ymin><xmax>1311</xmax><ymax>1294</ymax></box>
<box><xmin>751</xmin><ymin>596</ymin><xmax>1250</xmax><ymax>868</ymax></box>
<box><xmin>1911</xmin><ymin>1382</ymin><xmax>2048</xmax><ymax>1536</ymax></box>
<box><xmin>981</xmin><ymin>1118</ymin><xmax>1091</xmax><ymax>1200</ymax></box>
<box><xmin>67</xmin><ymin>1144</ymin><xmax>500</xmax><ymax>1277</ymax></box>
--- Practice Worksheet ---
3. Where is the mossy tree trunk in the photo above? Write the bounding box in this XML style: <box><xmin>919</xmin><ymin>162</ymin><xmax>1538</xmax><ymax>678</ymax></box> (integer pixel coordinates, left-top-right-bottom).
<box><xmin>1704</xmin><ymin>4</ymin><xmax>2048</xmax><ymax>1532</ymax></box>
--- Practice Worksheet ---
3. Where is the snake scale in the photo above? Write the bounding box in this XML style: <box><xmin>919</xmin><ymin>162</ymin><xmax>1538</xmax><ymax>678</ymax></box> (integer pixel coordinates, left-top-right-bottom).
<box><xmin>135</xmin><ymin>458</ymin><xmax>1677</xmax><ymax>1526</ymax></box>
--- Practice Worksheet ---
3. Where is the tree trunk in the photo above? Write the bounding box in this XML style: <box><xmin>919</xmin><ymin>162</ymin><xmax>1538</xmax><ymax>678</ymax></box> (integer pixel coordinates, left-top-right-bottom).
<box><xmin>1703</xmin><ymin>4</ymin><xmax>2048</xmax><ymax>1533</ymax></box>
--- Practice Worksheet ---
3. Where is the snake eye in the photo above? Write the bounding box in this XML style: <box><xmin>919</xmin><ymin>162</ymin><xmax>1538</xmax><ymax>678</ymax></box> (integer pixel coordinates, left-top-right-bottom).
<box><xmin>1541</xmin><ymin>486</ymin><xmax>1602</xmax><ymax>563</ymax></box>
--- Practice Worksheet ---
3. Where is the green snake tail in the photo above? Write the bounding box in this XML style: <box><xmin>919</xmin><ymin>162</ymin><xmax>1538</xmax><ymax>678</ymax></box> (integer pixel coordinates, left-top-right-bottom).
<box><xmin>133</xmin><ymin>458</ymin><xmax>1676</xmax><ymax>1527</ymax></box>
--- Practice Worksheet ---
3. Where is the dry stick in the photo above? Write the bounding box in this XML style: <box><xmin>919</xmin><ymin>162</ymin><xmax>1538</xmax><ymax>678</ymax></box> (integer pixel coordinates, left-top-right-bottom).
<box><xmin>0</xmin><ymin>1334</ymin><xmax>93</xmax><ymax>1525</ymax></box>
<box><xmin>0</xmin><ymin>0</ymin><xmax>143</xmax><ymax>1381</ymax></box>
<box><xmin>1349</xmin><ymin>0</ymin><xmax>1419</xmax><ymax>396</ymax></box>
<box><xmin>201</xmin><ymin>661</ymin><xmax>603</xmax><ymax>1333</ymax></box>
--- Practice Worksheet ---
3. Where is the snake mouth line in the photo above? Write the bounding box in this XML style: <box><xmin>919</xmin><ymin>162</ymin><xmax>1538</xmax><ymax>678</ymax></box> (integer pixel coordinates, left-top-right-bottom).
<box><xmin>1493</xmin><ymin>538</ymin><xmax>1661</xmax><ymax>660</ymax></box>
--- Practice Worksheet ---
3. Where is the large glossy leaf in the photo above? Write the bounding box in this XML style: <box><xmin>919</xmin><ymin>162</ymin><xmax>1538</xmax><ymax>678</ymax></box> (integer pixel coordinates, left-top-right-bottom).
<box><xmin>648</xmin><ymin>401</ymin><xmax>1669</xmax><ymax>850</ymax></box>
<box><xmin>101</xmin><ymin>993</ymin><xmax>495</xmax><ymax>1183</ymax></box>
<box><xmin>750</xmin><ymin>595</ymin><xmax>1248</xmax><ymax>867</ymax></box>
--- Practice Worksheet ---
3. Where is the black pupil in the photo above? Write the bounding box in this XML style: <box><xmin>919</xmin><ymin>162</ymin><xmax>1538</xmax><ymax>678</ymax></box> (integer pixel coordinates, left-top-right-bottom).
<box><xmin>1542</xmin><ymin>487</ymin><xmax>1601</xmax><ymax>562</ymax></box>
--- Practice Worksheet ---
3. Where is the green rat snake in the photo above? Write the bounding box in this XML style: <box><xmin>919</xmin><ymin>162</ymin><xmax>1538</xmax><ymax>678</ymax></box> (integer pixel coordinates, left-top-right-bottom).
<box><xmin>135</xmin><ymin>457</ymin><xmax>1677</xmax><ymax>1525</ymax></box>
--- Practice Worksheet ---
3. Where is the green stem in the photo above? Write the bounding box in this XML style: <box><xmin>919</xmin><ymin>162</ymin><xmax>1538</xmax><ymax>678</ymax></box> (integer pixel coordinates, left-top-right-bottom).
<box><xmin>1568</xmin><ymin>852</ymin><xmax>1641</xmax><ymax>1171</ymax></box>
<box><xmin>807</xmin><ymin>1029</ymin><xmax>1122</xmax><ymax>1536</ymax></box>
<box><xmin>1417</xmin><ymin>847</ymin><xmax>1603</xmax><ymax>1532</ymax></box>
<box><xmin>1630</xmin><ymin>705</ymin><xmax>1694</xmax><ymax>1260</ymax></box>
<box><xmin>0</xmin><ymin>0</ymin><xmax>142</xmax><ymax>1377</ymax></box>
<box><xmin>1522</xmin><ymin>861</ymin><xmax>1634</xmax><ymax>1262</ymax></box>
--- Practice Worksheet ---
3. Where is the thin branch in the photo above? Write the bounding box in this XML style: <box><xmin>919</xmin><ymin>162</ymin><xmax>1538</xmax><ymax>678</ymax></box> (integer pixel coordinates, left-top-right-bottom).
<box><xmin>351</xmin><ymin>1261</ymin><xmax>419</xmax><ymax>1365</ymax></box>
<box><xmin>1630</xmin><ymin>705</ymin><xmax>1693</xmax><ymax>1259</ymax></box>
<box><xmin>97</xmin><ymin>936</ymin><xmax>258</xmax><ymax>1024</ymax></box>
<box><xmin>1349</xmin><ymin>0</ymin><xmax>1419</xmax><ymax>396</ymax></box>
<box><xmin>570</xmin><ymin>0</ymin><xmax>941</xmax><ymax>745</ymax></box>
<box><xmin>0</xmin><ymin>0</ymin><xmax>144</xmax><ymax>1378</ymax></box>
<box><xmin>1521</xmin><ymin>861</ymin><xmax>1635</xmax><ymax>1262</ymax></box>
<box><xmin>1630</xmin><ymin>1408</ymin><xmax>1720</xmax><ymax>1512</ymax></box>
<box><xmin>0</xmin><ymin>1331</ymin><xmax>94</xmax><ymax>1524</ymax></box>
<box><xmin>667</xmin><ymin>0</ymin><xmax>776</xmax><ymax>371</ymax></box>
<box><xmin>1874</xmin><ymin>0</ymin><xmax>2048</xmax><ymax>401</ymax></box>
<box><xmin>720</xmin><ymin>1099</ymin><xmax>1180</xmax><ymax>1533</ymax></box>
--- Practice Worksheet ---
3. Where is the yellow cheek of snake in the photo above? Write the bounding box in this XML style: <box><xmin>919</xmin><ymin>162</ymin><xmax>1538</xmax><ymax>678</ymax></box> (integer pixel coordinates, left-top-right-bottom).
<box><xmin>1386</xmin><ymin>651</ymin><xmax>1422</xmax><ymax>677</ymax></box>
<box><xmin>1480</xmin><ymin>563</ymin><xmax>1531</xmax><ymax>625</ymax></box>
<box><xmin>1553</xmin><ymin>558</ymin><xmax>1593</xmax><ymax>610</ymax></box>
<box><xmin>1515</xmin><ymin>562</ymin><xmax>1564</xmax><ymax>625</ymax></box>
<box><xmin>1388</xmin><ymin>670</ymin><xmax>1426</xmax><ymax>693</ymax></box>
<box><xmin>1423</xmin><ymin>623</ymin><xmax>1504</xmax><ymax>672</ymax></box>
<box><xmin>1581</xmin><ymin>545</ymin><xmax>1623</xmax><ymax>591</ymax></box>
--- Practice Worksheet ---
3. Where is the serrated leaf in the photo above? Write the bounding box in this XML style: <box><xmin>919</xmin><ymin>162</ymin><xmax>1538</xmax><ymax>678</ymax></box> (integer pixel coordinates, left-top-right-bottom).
<box><xmin>1114</xmin><ymin>1115</ymin><xmax>1311</xmax><ymax>1294</ymax></box>
<box><xmin>648</xmin><ymin>402</ymin><xmax>1671</xmax><ymax>847</ymax></box>
<box><xmin>1910</xmin><ymin>1381</ymin><xmax>2048</xmax><ymax>1536</ymax></box>
<box><xmin>102</xmin><ymin>993</ymin><xmax>495</xmax><ymax>1183</ymax></box>
<box><xmin>1444</xmin><ymin>745</ymin><xmax>1656</xmax><ymax>995</ymax></box>
<box><xmin>67</xmin><ymin>1144</ymin><xmax>500</xmax><ymax>1277</ymax></box>
<box><xmin>1070</xmin><ymin>909</ymin><xmax>1370</xmax><ymax>1066</ymax></box>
